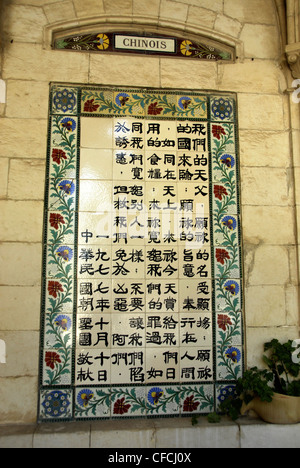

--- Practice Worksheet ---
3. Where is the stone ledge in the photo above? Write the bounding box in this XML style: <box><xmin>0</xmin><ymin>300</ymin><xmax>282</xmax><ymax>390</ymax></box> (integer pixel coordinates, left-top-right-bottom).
<box><xmin>0</xmin><ymin>416</ymin><xmax>299</xmax><ymax>448</ymax></box>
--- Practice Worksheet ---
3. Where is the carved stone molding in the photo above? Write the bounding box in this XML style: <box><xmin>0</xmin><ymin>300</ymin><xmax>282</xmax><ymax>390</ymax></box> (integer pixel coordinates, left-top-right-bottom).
<box><xmin>286</xmin><ymin>42</ymin><xmax>300</xmax><ymax>78</ymax></box>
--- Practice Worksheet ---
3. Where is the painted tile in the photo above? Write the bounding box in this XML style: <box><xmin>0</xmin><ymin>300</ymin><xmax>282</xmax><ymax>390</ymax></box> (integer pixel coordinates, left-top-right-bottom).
<box><xmin>180</xmin><ymin>384</ymin><xmax>214</xmax><ymax>415</ymax></box>
<box><xmin>213</xmin><ymin>245</ymin><xmax>240</xmax><ymax>279</ymax></box>
<box><xmin>111</xmin><ymin>386</ymin><xmax>147</xmax><ymax>417</ymax></box>
<box><xmin>75</xmin><ymin>386</ymin><xmax>111</xmax><ymax>419</ymax></box>
<box><xmin>81</xmin><ymin>88</ymin><xmax>114</xmax><ymax>115</ymax></box>
<box><xmin>177</xmin><ymin>95</ymin><xmax>207</xmax><ymax>119</ymax></box>
<box><xmin>47</xmin><ymin>211</ymin><xmax>75</xmax><ymax>246</ymax></box>
<box><xmin>210</xmin><ymin>96</ymin><xmax>235</xmax><ymax>122</ymax></box>
<box><xmin>42</xmin><ymin>347</ymin><xmax>72</xmax><ymax>386</ymax></box>
<box><xmin>216</xmin><ymin>344</ymin><xmax>243</xmax><ymax>381</ymax></box>
<box><xmin>146</xmin><ymin>385</ymin><xmax>180</xmax><ymax>417</ymax></box>
<box><xmin>39</xmin><ymin>389</ymin><xmax>73</xmax><ymax>421</ymax></box>
<box><xmin>47</xmin><ymin>178</ymin><xmax>77</xmax><ymax>213</ymax></box>
<box><xmin>51</xmin><ymin>87</ymin><xmax>78</xmax><ymax>115</ymax></box>
<box><xmin>145</xmin><ymin>92</ymin><xmax>177</xmax><ymax>118</ymax></box>
<box><xmin>45</xmin><ymin>244</ymin><xmax>74</xmax><ymax>279</ymax></box>
<box><xmin>113</xmin><ymin>91</ymin><xmax>145</xmax><ymax>116</ymax></box>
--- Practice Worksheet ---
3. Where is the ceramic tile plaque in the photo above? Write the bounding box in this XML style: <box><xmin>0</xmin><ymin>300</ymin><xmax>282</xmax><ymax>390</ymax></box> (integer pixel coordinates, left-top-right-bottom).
<box><xmin>38</xmin><ymin>84</ymin><xmax>244</xmax><ymax>421</ymax></box>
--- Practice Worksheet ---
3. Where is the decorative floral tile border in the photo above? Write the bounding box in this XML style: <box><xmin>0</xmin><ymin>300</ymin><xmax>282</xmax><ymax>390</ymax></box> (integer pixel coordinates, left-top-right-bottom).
<box><xmin>38</xmin><ymin>84</ymin><xmax>244</xmax><ymax>422</ymax></box>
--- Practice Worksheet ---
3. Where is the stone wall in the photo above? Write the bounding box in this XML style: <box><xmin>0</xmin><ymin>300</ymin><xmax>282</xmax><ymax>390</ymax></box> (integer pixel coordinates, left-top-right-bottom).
<box><xmin>0</xmin><ymin>0</ymin><xmax>299</xmax><ymax>424</ymax></box>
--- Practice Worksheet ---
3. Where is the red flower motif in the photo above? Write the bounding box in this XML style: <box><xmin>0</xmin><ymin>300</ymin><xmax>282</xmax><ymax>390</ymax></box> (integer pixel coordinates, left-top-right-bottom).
<box><xmin>183</xmin><ymin>396</ymin><xmax>200</xmax><ymax>412</ymax></box>
<box><xmin>148</xmin><ymin>102</ymin><xmax>163</xmax><ymax>115</ymax></box>
<box><xmin>52</xmin><ymin>148</ymin><xmax>67</xmax><ymax>165</ymax></box>
<box><xmin>113</xmin><ymin>397</ymin><xmax>131</xmax><ymax>415</ymax></box>
<box><xmin>49</xmin><ymin>213</ymin><xmax>65</xmax><ymax>230</ymax></box>
<box><xmin>84</xmin><ymin>98</ymin><xmax>100</xmax><ymax>112</ymax></box>
<box><xmin>48</xmin><ymin>280</ymin><xmax>64</xmax><ymax>298</ymax></box>
<box><xmin>212</xmin><ymin>125</ymin><xmax>226</xmax><ymax>140</ymax></box>
<box><xmin>216</xmin><ymin>248</ymin><xmax>230</xmax><ymax>265</ymax></box>
<box><xmin>214</xmin><ymin>185</ymin><xmax>228</xmax><ymax>200</ymax></box>
<box><xmin>45</xmin><ymin>351</ymin><xmax>61</xmax><ymax>370</ymax></box>
<box><xmin>217</xmin><ymin>314</ymin><xmax>233</xmax><ymax>331</ymax></box>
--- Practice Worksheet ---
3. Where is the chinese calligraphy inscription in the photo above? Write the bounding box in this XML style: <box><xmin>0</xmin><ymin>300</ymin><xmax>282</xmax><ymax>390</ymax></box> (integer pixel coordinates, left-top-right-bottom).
<box><xmin>39</xmin><ymin>86</ymin><xmax>243</xmax><ymax>421</ymax></box>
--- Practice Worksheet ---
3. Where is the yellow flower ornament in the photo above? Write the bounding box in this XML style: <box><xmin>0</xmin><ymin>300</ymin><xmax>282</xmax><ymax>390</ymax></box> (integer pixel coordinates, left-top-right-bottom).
<box><xmin>97</xmin><ymin>33</ymin><xmax>110</xmax><ymax>50</ymax></box>
<box><xmin>180</xmin><ymin>40</ymin><xmax>193</xmax><ymax>56</ymax></box>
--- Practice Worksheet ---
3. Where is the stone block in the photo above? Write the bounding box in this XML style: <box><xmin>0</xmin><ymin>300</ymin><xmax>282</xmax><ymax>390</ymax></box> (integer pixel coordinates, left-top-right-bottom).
<box><xmin>154</xmin><ymin>418</ymin><xmax>240</xmax><ymax>448</ymax></box>
<box><xmin>160</xmin><ymin>0</ymin><xmax>189</xmax><ymax>23</ymax></box>
<box><xmin>187</xmin><ymin>6</ymin><xmax>217</xmax><ymax>30</ymax></box>
<box><xmin>238</xmin><ymin>94</ymin><xmax>285</xmax><ymax>131</ymax></box>
<box><xmin>0</xmin><ymin>118</ymin><xmax>47</xmax><ymax>159</ymax></box>
<box><xmin>0</xmin><ymin>158</ymin><xmax>9</xmax><ymax>198</ymax></box>
<box><xmin>224</xmin><ymin>0</ymin><xmax>276</xmax><ymax>24</ymax></box>
<box><xmin>245</xmin><ymin>285</ymin><xmax>286</xmax><ymax>327</ymax></box>
<box><xmin>0</xmin><ymin>243</ymin><xmax>42</xmax><ymax>286</ymax></box>
<box><xmin>240</xmin><ymin>167</ymin><xmax>291</xmax><ymax>206</ymax></box>
<box><xmin>34</xmin><ymin>422</ymin><xmax>91</xmax><ymax>448</ymax></box>
<box><xmin>238</xmin><ymin>130</ymin><xmax>291</xmax><ymax>168</ymax></box>
<box><xmin>242</xmin><ymin>206</ymin><xmax>295</xmax><ymax>245</ymax></box>
<box><xmin>2</xmin><ymin>43</ymin><xmax>89</xmax><ymax>83</ymax></box>
<box><xmin>218</xmin><ymin>60</ymin><xmax>283</xmax><ymax>94</ymax></box>
<box><xmin>285</xmin><ymin>285</ymin><xmax>300</xmax><ymax>326</ymax></box>
<box><xmin>214</xmin><ymin>14</ymin><xmax>242</xmax><ymax>38</ymax></box>
<box><xmin>174</xmin><ymin>0</ymin><xmax>224</xmax><ymax>12</ymax></box>
<box><xmin>0</xmin><ymin>201</ymin><xmax>43</xmax><ymax>242</ymax></box>
<box><xmin>239</xmin><ymin>24</ymin><xmax>279</xmax><ymax>59</ymax></box>
<box><xmin>1</xmin><ymin>4</ymin><xmax>47</xmax><ymax>44</ymax></box>
<box><xmin>246</xmin><ymin>244</ymin><xmax>290</xmax><ymax>286</ymax></box>
<box><xmin>90</xmin><ymin>420</ymin><xmax>155</xmax><ymax>448</ymax></box>
<box><xmin>0</xmin><ymin>286</ymin><xmax>40</xmax><ymax>330</ymax></box>
<box><xmin>0</xmin><ymin>376</ymin><xmax>38</xmax><ymax>424</ymax></box>
<box><xmin>0</xmin><ymin>331</ymin><xmax>39</xmax><ymax>378</ymax></box>
<box><xmin>89</xmin><ymin>54</ymin><xmax>160</xmax><ymax>88</ymax></box>
<box><xmin>0</xmin><ymin>425</ymin><xmax>35</xmax><ymax>449</ymax></box>
<box><xmin>103</xmin><ymin>0</ymin><xmax>133</xmax><ymax>15</ymax></box>
<box><xmin>8</xmin><ymin>159</ymin><xmax>45</xmax><ymax>200</ymax></box>
<box><xmin>73</xmin><ymin>0</ymin><xmax>105</xmax><ymax>17</ymax></box>
<box><xmin>246</xmin><ymin>327</ymin><xmax>299</xmax><ymax>368</ymax></box>
<box><xmin>43</xmin><ymin>1</ymin><xmax>76</xmax><ymax>23</ymax></box>
<box><xmin>161</xmin><ymin>59</ymin><xmax>217</xmax><ymax>89</ymax></box>
<box><xmin>6</xmin><ymin>80</ymin><xmax>49</xmax><ymax>119</ymax></box>
<box><xmin>132</xmin><ymin>0</ymin><xmax>160</xmax><ymax>17</ymax></box>
<box><xmin>240</xmin><ymin>421</ymin><xmax>300</xmax><ymax>448</ymax></box>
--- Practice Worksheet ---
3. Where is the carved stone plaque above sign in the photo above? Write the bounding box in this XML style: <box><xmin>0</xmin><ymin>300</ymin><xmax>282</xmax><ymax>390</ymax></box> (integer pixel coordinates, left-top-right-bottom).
<box><xmin>54</xmin><ymin>31</ymin><xmax>234</xmax><ymax>62</ymax></box>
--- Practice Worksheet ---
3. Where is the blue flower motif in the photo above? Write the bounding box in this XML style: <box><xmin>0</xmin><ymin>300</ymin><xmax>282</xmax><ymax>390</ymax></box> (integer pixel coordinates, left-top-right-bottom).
<box><xmin>54</xmin><ymin>314</ymin><xmax>72</xmax><ymax>332</ymax></box>
<box><xmin>211</xmin><ymin>97</ymin><xmax>233</xmax><ymax>120</ymax></box>
<box><xmin>53</xmin><ymin>89</ymin><xmax>77</xmax><ymax>113</ymax></box>
<box><xmin>217</xmin><ymin>385</ymin><xmax>236</xmax><ymax>403</ymax></box>
<box><xmin>115</xmin><ymin>93</ymin><xmax>130</xmax><ymax>107</ymax></box>
<box><xmin>224</xmin><ymin>280</ymin><xmax>239</xmax><ymax>296</ymax></box>
<box><xmin>42</xmin><ymin>390</ymin><xmax>71</xmax><ymax>417</ymax></box>
<box><xmin>56</xmin><ymin>246</ymin><xmax>73</xmax><ymax>262</ymax></box>
<box><xmin>148</xmin><ymin>387</ymin><xmax>164</xmax><ymax>405</ymax></box>
<box><xmin>220</xmin><ymin>154</ymin><xmax>235</xmax><ymax>168</ymax></box>
<box><xmin>77</xmin><ymin>389</ymin><xmax>94</xmax><ymax>408</ymax></box>
<box><xmin>178</xmin><ymin>96</ymin><xmax>192</xmax><ymax>110</ymax></box>
<box><xmin>61</xmin><ymin>117</ymin><xmax>76</xmax><ymax>132</ymax></box>
<box><xmin>58</xmin><ymin>180</ymin><xmax>75</xmax><ymax>195</ymax></box>
<box><xmin>222</xmin><ymin>216</ymin><xmax>237</xmax><ymax>231</ymax></box>
<box><xmin>225</xmin><ymin>347</ymin><xmax>241</xmax><ymax>364</ymax></box>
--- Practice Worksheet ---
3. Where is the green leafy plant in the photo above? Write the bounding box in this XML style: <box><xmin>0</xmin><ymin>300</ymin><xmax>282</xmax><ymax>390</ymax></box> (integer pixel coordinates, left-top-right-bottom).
<box><xmin>217</xmin><ymin>339</ymin><xmax>300</xmax><ymax>421</ymax></box>
<box><xmin>219</xmin><ymin>367</ymin><xmax>274</xmax><ymax>420</ymax></box>
<box><xmin>263</xmin><ymin>339</ymin><xmax>300</xmax><ymax>396</ymax></box>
